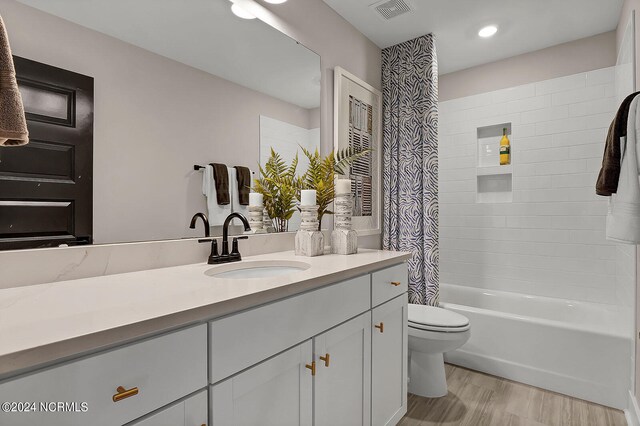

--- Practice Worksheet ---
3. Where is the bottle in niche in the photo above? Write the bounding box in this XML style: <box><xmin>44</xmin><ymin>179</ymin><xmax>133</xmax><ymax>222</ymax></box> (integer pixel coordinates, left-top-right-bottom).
<box><xmin>500</xmin><ymin>127</ymin><xmax>511</xmax><ymax>165</ymax></box>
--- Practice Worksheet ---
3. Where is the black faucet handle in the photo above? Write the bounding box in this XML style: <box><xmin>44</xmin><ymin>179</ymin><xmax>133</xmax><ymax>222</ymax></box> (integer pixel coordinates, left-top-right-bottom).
<box><xmin>208</xmin><ymin>239</ymin><xmax>221</xmax><ymax>264</ymax></box>
<box><xmin>231</xmin><ymin>236</ymin><xmax>249</xmax><ymax>251</ymax></box>
<box><xmin>230</xmin><ymin>236</ymin><xmax>248</xmax><ymax>262</ymax></box>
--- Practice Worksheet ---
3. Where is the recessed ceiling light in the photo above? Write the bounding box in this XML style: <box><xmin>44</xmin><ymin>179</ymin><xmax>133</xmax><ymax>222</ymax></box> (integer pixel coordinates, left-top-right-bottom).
<box><xmin>264</xmin><ymin>0</ymin><xmax>288</xmax><ymax>3</ymax></box>
<box><xmin>231</xmin><ymin>3</ymin><xmax>256</xmax><ymax>19</ymax></box>
<box><xmin>478</xmin><ymin>25</ymin><xmax>498</xmax><ymax>38</ymax></box>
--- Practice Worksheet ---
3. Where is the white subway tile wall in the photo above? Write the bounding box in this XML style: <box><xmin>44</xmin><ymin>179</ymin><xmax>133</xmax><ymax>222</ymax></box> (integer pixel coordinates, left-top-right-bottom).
<box><xmin>439</xmin><ymin>66</ymin><xmax>631</xmax><ymax>305</ymax></box>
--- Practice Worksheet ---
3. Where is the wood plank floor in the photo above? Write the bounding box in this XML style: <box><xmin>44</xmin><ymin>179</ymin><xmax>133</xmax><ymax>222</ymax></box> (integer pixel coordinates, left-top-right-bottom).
<box><xmin>399</xmin><ymin>364</ymin><xmax>626</xmax><ymax>426</ymax></box>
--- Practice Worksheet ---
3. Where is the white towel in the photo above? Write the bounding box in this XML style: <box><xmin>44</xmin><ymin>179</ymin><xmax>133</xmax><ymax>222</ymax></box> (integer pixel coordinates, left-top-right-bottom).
<box><xmin>202</xmin><ymin>164</ymin><xmax>232</xmax><ymax>226</ymax></box>
<box><xmin>606</xmin><ymin>94</ymin><xmax>640</xmax><ymax>243</ymax></box>
<box><xmin>230</xmin><ymin>168</ymin><xmax>254</xmax><ymax>218</ymax></box>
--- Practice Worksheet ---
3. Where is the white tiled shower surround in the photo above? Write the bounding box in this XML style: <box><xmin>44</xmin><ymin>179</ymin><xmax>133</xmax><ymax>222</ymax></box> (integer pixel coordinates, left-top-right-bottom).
<box><xmin>439</xmin><ymin>66</ymin><xmax>634</xmax><ymax>308</ymax></box>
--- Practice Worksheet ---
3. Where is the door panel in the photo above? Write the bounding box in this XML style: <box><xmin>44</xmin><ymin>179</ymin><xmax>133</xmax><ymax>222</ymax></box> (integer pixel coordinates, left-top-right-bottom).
<box><xmin>315</xmin><ymin>312</ymin><xmax>372</xmax><ymax>426</ymax></box>
<box><xmin>0</xmin><ymin>56</ymin><xmax>93</xmax><ymax>250</ymax></box>
<box><xmin>210</xmin><ymin>340</ymin><xmax>313</xmax><ymax>426</ymax></box>
<box><xmin>372</xmin><ymin>295</ymin><xmax>408</xmax><ymax>426</ymax></box>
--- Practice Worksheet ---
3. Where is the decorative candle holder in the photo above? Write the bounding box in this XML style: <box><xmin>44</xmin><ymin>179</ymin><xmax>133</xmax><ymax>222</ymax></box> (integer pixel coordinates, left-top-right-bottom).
<box><xmin>263</xmin><ymin>208</ymin><xmax>275</xmax><ymax>233</ymax></box>
<box><xmin>246</xmin><ymin>205</ymin><xmax>267</xmax><ymax>234</ymax></box>
<box><xmin>295</xmin><ymin>205</ymin><xmax>324</xmax><ymax>257</ymax></box>
<box><xmin>331</xmin><ymin>192</ymin><xmax>358</xmax><ymax>255</ymax></box>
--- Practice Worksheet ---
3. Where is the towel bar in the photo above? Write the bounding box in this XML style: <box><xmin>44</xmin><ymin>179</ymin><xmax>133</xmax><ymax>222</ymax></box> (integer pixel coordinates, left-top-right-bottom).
<box><xmin>194</xmin><ymin>164</ymin><xmax>255</xmax><ymax>174</ymax></box>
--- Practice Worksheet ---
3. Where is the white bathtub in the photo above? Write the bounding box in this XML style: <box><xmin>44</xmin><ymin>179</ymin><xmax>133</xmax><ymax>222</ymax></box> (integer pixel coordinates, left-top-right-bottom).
<box><xmin>440</xmin><ymin>283</ymin><xmax>634</xmax><ymax>409</ymax></box>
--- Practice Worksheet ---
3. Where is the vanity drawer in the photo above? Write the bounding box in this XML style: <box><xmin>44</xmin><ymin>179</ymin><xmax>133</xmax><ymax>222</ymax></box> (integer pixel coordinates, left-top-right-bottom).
<box><xmin>0</xmin><ymin>324</ymin><xmax>207</xmax><ymax>426</ymax></box>
<box><xmin>371</xmin><ymin>263</ymin><xmax>408</xmax><ymax>307</ymax></box>
<box><xmin>130</xmin><ymin>389</ymin><xmax>208</xmax><ymax>426</ymax></box>
<box><xmin>209</xmin><ymin>275</ymin><xmax>370</xmax><ymax>383</ymax></box>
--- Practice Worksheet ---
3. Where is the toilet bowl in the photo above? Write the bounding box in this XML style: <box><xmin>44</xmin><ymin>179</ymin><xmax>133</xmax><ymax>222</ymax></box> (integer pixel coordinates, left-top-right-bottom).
<box><xmin>408</xmin><ymin>304</ymin><xmax>470</xmax><ymax>398</ymax></box>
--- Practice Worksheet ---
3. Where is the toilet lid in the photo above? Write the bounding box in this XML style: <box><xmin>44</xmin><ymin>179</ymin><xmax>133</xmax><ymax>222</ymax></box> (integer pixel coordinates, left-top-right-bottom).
<box><xmin>408</xmin><ymin>304</ymin><xmax>469</xmax><ymax>331</ymax></box>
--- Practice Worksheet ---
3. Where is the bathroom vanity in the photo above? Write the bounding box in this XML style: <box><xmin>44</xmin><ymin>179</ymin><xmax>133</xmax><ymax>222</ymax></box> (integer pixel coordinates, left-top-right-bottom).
<box><xmin>0</xmin><ymin>250</ymin><xmax>409</xmax><ymax>426</ymax></box>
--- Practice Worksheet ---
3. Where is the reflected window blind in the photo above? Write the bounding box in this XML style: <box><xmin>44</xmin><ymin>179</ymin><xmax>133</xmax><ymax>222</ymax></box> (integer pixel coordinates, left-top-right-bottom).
<box><xmin>348</xmin><ymin>95</ymin><xmax>373</xmax><ymax>217</ymax></box>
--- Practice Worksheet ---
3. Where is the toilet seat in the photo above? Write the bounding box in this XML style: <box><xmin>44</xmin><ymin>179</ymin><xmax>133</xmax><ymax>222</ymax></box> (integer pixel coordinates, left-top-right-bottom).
<box><xmin>408</xmin><ymin>304</ymin><xmax>470</xmax><ymax>333</ymax></box>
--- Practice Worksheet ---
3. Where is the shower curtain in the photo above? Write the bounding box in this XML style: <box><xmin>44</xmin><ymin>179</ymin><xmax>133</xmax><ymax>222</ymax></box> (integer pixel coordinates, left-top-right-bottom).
<box><xmin>382</xmin><ymin>34</ymin><xmax>439</xmax><ymax>306</ymax></box>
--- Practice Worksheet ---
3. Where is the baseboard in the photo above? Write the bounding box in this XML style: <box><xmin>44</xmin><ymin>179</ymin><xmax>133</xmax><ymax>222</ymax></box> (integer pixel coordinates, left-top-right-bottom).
<box><xmin>388</xmin><ymin>403</ymin><xmax>407</xmax><ymax>426</ymax></box>
<box><xmin>626</xmin><ymin>390</ymin><xmax>640</xmax><ymax>426</ymax></box>
<box><xmin>446</xmin><ymin>349</ymin><xmax>627</xmax><ymax>410</ymax></box>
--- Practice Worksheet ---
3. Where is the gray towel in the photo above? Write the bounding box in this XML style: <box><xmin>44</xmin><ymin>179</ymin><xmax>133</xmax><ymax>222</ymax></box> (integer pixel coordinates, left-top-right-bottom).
<box><xmin>0</xmin><ymin>14</ymin><xmax>28</xmax><ymax>147</ymax></box>
<box><xmin>234</xmin><ymin>166</ymin><xmax>251</xmax><ymax>205</ymax></box>
<box><xmin>211</xmin><ymin>163</ymin><xmax>230</xmax><ymax>205</ymax></box>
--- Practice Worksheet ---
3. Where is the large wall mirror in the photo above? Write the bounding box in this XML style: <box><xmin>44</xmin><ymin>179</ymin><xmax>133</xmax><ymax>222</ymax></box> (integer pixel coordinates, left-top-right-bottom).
<box><xmin>0</xmin><ymin>0</ymin><xmax>321</xmax><ymax>249</ymax></box>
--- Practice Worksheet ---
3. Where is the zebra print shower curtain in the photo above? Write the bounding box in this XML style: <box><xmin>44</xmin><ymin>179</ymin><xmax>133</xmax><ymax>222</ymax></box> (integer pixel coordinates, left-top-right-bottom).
<box><xmin>382</xmin><ymin>34</ymin><xmax>439</xmax><ymax>306</ymax></box>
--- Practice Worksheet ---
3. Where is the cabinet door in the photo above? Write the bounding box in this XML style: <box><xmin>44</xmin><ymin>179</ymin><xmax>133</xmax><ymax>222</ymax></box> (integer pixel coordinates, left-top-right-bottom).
<box><xmin>314</xmin><ymin>312</ymin><xmax>371</xmax><ymax>426</ymax></box>
<box><xmin>210</xmin><ymin>340</ymin><xmax>313</xmax><ymax>426</ymax></box>
<box><xmin>371</xmin><ymin>295</ymin><xmax>408</xmax><ymax>426</ymax></box>
<box><xmin>131</xmin><ymin>389</ymin><xmax>208</xmax><ymax>426</ymax></box>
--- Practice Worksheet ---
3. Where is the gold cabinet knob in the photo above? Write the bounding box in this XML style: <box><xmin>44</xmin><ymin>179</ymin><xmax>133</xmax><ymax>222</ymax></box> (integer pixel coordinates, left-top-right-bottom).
<box><xmin>305</xmin><ymin>361</ymin><xmax>316</xmax><ymax>376</ymax></box>
<box><xmin>375</xmin><ymin>322</ymin><xmax>384</xmax><ymax>333</ymax></box>
<box><xmin>319</xmin><ymin>353</ymin><xmax>330</xmax><ymax>367</ymax></box>
<box><xmin>391</xmin><ymin>281</ymin><xmax>401</xmax><ymax>286</ymax></box>
<box><xmin>112</xmin><ymin>385</ymin><xmax>139</xmax><ymax>402</ymax></box>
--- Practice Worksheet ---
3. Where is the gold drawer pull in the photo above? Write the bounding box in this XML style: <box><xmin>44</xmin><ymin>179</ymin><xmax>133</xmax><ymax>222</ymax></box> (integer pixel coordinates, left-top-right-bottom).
<box><xmin>319</xmin><ymin>353</ymin><xmax>330</xmax><ymax>367</ymax></box>
<box><xmin>305</xmin><ymin>361</ymin><xmax>316</xmax><ymax>376</ymax></box>
<box><xmin>375</xmin><ymin>322</ymin><xmax>384</xmax><ymax>333</ymax></box>
<box><xmin>112</xmin><ymin>386</ymin><xmax>139</xmax><ymax>402</ymax></box>
<box><xmin>390</xmin><ymin>281</ymin><xmax>401</xmax><ymax>286</ymax></box>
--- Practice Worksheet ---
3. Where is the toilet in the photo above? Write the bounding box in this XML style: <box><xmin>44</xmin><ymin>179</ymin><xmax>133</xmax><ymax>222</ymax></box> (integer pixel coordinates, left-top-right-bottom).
<box><xmin>408</xmin><ymin>304</ymin><xmax>471</xmax><ymax>398</ymax></box>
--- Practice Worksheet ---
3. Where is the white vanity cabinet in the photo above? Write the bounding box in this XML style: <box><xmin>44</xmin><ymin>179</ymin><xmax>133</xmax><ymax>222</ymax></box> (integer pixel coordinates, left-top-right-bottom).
<box><xmin>209</xmin><ymin>262</ymin><xmax>408</xmax><ymax>426</ymax></box>
<box><xmin>130</xmin><ymin>389</ymin><xmax>208</xmax><ymax>426</ymax></box>
<box><xmin>0</xmin><ymin>258</ymin><xmax>408</xmax><ymax>426</ymax></box>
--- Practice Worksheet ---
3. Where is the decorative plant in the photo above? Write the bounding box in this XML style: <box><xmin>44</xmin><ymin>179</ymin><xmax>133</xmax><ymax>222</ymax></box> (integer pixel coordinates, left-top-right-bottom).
<box><xmin>300</xmin><ymin>146</ymin><xmax>372</xmax><ymax>230</ymax></box>
<box><xmin>253</xmin><ymin>148</ymin><xmax>302</xmax><ymax>232</ymax></box>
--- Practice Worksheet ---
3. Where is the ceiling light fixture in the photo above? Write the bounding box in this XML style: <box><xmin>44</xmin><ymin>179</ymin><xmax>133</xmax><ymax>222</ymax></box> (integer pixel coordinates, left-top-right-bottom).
<box><xmin>231</xmin><ymin>3</ymin><xmax>256</xmax><ymax>19</ymax></box>
<box><xmin>478</xmin><ymin>25</ymin><xmax>498</xmax><ymax>38</ymax></box>
<box><xmin>263</xmin><ymin>0</ymin><xmax>288</xmax><ymax>3</ymax></box>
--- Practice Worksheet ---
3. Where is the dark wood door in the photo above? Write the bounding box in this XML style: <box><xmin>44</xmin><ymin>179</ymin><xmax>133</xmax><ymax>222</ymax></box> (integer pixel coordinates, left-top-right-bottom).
<box><xmin>0</xmin><ymin>57</ymin><xmax>94</xmax><ymax>250</ymax></box>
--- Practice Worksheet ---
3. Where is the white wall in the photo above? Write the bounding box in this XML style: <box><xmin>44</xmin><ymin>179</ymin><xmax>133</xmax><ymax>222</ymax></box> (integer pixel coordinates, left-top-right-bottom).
<box><xmin>440</xmin><ymin>32</ymin><xmax>617</xmax><ymax>101</ymax></box>
<box><xmin>616</xmin><ymin>2</ymin><xmax>640</xmax><ymax>406</ymax></box>
<box><xmin>439</xmin><ymin>67</ymin><xmax>631</xmax><ymax>306</ymax></box>
<box><xmin>614</xmin><ymin>13</ymin><xmax>637</xmax><ymax>313</ymax></box>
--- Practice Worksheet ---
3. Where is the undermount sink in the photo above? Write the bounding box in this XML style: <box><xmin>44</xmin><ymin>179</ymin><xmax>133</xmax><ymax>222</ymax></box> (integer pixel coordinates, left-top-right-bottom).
<box><xmin>205</xmin><ymin>260</ymin><xmax>311</xmax><ymax>280</ymax></box>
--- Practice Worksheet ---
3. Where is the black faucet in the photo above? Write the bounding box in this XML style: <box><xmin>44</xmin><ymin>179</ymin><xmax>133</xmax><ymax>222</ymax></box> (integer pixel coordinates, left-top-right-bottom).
<box><xmin>189</xmin><ymin>212</ymin><xmax>210</xmax><ymax>237</ymax></box>
<box><xmin>221</xmin><ymin>212</ymin><xmax>251</xmax><ymax>262</ymax></box>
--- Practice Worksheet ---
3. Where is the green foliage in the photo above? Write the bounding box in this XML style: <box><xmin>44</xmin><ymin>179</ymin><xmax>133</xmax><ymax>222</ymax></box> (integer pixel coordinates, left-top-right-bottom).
<box><xmin>254</xmin><ymin>146</ymin><xmax>373</xmax><ymax>232</ymax></box>
<box><xmin>300</xmin><ymin>146</ymin><xmax>372</xmax><ymax>230</ymax></box>
<box><xmin>253</xmin><ymin>148</ymin><xmax>302</xmax><ymax>232</ymax></box>
<box><xmin>333</xmin><ymin>146</ymin><xmax>372</xmax><ymax>176</ymax></box>
<box><xmin>300</xmin><ymin>147</ymin><xmax>335</xmax><ymax>230</ymax></box>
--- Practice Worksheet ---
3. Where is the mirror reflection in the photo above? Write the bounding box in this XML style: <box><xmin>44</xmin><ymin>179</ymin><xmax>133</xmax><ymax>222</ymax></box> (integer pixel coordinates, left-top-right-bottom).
<box><xmin>0</xmin><ymin>0</ymin><xmax>321</xmax><ymax>250</ymax></box>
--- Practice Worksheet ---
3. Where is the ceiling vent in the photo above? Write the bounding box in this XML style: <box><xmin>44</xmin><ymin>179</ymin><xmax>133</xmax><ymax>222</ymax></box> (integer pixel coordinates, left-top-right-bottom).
<box><xmin>371</xmin><ymin>0</ymin><xmax>413</xmax><ymax>20</ymax></box>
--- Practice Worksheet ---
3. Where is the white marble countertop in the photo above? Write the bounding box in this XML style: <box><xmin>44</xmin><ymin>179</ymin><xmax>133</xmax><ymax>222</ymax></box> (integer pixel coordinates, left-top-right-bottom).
<box><xmin>0</xmin><ymin>249</ymin><xmax>410</xmax><ymax>379</ymax></box>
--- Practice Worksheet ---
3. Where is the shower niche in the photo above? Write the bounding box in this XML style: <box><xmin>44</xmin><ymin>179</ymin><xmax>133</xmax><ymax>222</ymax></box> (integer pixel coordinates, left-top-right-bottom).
<box><xmin>476</xmin><ymin>122</ymin><xmax>512</xmax><ymax>203</ymax></box>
